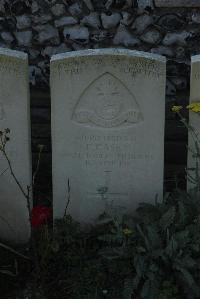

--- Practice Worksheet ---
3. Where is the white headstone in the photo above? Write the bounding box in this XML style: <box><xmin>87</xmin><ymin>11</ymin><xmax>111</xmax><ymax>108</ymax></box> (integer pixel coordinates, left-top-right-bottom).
<box><xmin>188</xmin><ymin>55</ymin><xmax>200</xmax><ymax>191</ymax></box>
<box><xmin>51</xmin><ymin>49</ymin><xmax>166</xmax><ymax>223</ymax></box>
<box><xmin>0</xmin><ymin>48</ymin><xmax>31</xmax><ymax>243</ymax></box>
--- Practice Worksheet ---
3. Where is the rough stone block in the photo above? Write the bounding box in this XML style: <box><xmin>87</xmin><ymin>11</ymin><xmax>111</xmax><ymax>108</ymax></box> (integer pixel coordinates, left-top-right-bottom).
<box><xmin>155</xmin><ymin>0</ymin><xmax>200</xmax><ymax>7</ymax></box>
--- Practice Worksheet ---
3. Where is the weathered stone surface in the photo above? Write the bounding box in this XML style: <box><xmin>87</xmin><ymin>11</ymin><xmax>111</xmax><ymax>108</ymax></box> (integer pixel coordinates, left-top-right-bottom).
<box><xmin>191</xmin><ymin>12</ymin><xmax>200</xmax><ymax>24</ymax></box>
<box><xmin>120</xmin><ymin>12</ymin><xmax>133</xmax><ymax>26</ymax></box>
<box><xmin>105</xmin><ymin>0</ymin><xmax>114</xmax><ymax>10</ymax></box>
<box><xmin>188</xmin><ymin>55</ymin><xmax>200</xmax><ymax>190</ymax></box>
<box><xmin>124</xmin><ymin>0</ymin><xmax>133</xmax><ymax>8</ymax></box>
<box><xmin>151</xmin><ymin>46</ymin><xmax>174</xmax><ymax>57</ymax></box>
<box><xmin>155</xmin><ymin>0</ymin><xmax>200</xmax><ymax>7</ymax></box>
<box><xmin>4</xmin><ymin>17</ymin><xmax>16</xmax><ymax>31</ymax></box>
<box><xmin>132</xmin><ymin>14</ymin><xmax>153</xmax><ymax>34</ymax></box>
<box><xmin>175</xmin><ymin>46</ymin><xmax>186</xmax><ymax>59</ymax></box>
<box><xmin>113</xmin><ymin>25</ymin><xmax>140</xmax><ymax>46</ymax></box>
<box><xmin>101</xmin><ymin>12</ymin><xmax>122</xmax><ymax>29</ymax></box>
<box><xmin>157</xmin><ymin>14</ymin><xmax>184</xmax><ymax>31</ymax></box>
<box><xmin>31</xmin><ymin>1</ymin><xmax>39</xmax><ymax>13</ymax></box>
<box><xmin>163</xmin><ymin>31</ymin><xmax>191</xmax><ymax>46</ymax></box>
<box><xmin>14</xmin><ymin>30</ymin><xmax>32</xmax><ymax>46</ymax></box>
<box><xmin>44</xmin><ymin>0</ymin><xmax>56</xmax><ymax>5</ymax></box>
<box><xmin>114</xmin><ymin>0</ymin><xmax>127</xmax><ymax>8</ymax></box>
<box><xmin>1</xmin><ymin>32</ymin><xmax>14</xmax><ymax>44</ymax></box>
<box><xmin>90</xmin><ymin>30</ymin><xmax>114</xmax><ymax>42</ymax></box>
<box><xmin>63</xmin><ymin>26</ymin><xmax>89</xmax><ymax>41</ymax></box>
<box><xmin>0</xmin><ymin>0</ymin><xmax>5</xmax><ymax>14</ymax></box>
<box><xmin>16</xmin><ymin>15</ymin><xmax>31</xmax><ymax>30</ymax></box>
<box><xmin>137</xmin><ymin>0</ymin><xmax>154</xmax><ymax>9</ymax></box>
<box><xmin>140</xmin><ymin>29</ymin><xmax>162</xmax><ymax>44</ymax></box>
<box><xmin>51</xmin><ymin>4</ymin><xmax>66</xmax><ymax>17</ymax></box>
<box><xmin>83</xmin><ymin>0</ymin><xmax>94</xmax><ymax>11</ymax></box>
<box><xmin>29</xmin><ymin>48</ymin><xmax>40</xmax><ymax>60</ymax></box>
<box><xmin>92</xmin><ymin>0</ymin><xmax>108</xmax><ymax>9</ymax></box>
<box><xmin>0</xmin><ymin>42</ymin><xmax>7</xmax><ymax>48</ymax></box>
<box><xmin>36</xmin><ymin>24</ymin><xmax>59</xmax><ymax>44</ymax></box>
<box><xmin>10</xmin><ymin>0</ymin><xmax>30</xmax><ymax>15</ymax></box>
<box><xmin>68</xmin><ymin>3</ymin><xmax>83</xmax><ymax>17</ymax></box>
<box><xmin>50</xmin><ymin>49</ymin><xmax>166</xmax><ymax>223</ymax></box>
<box><xmin>42</xmin><ymin>43</ymin><xmax>71</xmax><ymax>57</ymax></box>
<box><xmin>55</xmin><ymin>16</ymin><xmax>78</xmax><ymax>28</ymax></box>
<box><xmin>81</xmin><ymin>12</ymin><xmax>101</xmax><ymax>29</ymax></box>
<box><xmin>33</xmin><ymin>14</ymin><xmax>52</xmax><ymax>25</ymax></box>
<box><xmin>71</xmin><ymin>43</ymin><xmax>86</xmax><ymax>51</ymax></box>
<box><xmin>0</xmin><ymin>48</ymin><xmax>31</xmax><ymax>243</ymax></box>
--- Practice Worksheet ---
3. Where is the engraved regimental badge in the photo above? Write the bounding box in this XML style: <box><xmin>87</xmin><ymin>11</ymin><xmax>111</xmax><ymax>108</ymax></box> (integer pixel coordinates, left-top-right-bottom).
<box><xmin>72</xmin><ymin>72</ymin><xmax>143</xmax><ymax>128</ymax></box>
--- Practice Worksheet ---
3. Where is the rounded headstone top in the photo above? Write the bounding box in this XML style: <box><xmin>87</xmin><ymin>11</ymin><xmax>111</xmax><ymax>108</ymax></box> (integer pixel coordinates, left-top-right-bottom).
<box><xmin>191</xmin><ymin>55</ymin><xmax>200</xmax><ymax>63</ymax></box>
<box><xmin>50</xmin><ymin>48</ymin><xmax>166</xmax><ymax>64</ymax></box>
<box><xmin>0</xmin><ymin>47</ymin><xmax>28</xmax><ymax>60</ymax></box>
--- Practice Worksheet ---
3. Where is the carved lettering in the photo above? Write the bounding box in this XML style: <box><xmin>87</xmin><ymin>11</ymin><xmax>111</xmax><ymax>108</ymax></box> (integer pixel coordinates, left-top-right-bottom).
<box><xmin>53</xmin><ymin>56</ymin><xmax>165</xmax><ymax>80</ymax></box>
<box><xmin>64</xmin><ymin>134</ymin><xmax>154</xmax><ymax>169</ymax></box>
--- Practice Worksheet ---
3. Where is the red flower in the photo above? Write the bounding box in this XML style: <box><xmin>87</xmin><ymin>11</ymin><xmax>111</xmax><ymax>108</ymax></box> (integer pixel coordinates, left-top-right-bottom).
<box><xmin>31</xmin><ymin>205</ymin><xmax>52</xmax><ymax>228</ymax></box>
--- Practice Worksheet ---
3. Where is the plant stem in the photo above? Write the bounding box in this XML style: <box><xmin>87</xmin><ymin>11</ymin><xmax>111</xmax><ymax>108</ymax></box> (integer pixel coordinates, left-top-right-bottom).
<box><xmin>2</xmin><ymin>148</ymin><xmax>28</xmax><ymax>200</ymax></box>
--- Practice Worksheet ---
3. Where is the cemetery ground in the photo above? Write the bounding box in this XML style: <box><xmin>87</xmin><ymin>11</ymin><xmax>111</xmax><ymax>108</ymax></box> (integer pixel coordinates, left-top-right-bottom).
<box><xmin>2</xmin><ymin>105</ymin><xmax>200</xmax><ymax>299</ymax></box>
<box><xmin>2</xmin><ymin>188</ymin><xmax>200</xmax><ymax>299</ymax></box>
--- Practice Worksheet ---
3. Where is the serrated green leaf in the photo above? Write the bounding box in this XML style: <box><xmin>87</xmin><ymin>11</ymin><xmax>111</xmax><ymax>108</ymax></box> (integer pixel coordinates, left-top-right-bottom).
<box><xmin>136</xmin><ymin>224</ymin><xmax>150</xmax><ymax>250</ymax></box>
<box><xmin>147</xmin><ymin>225</ymin><xmax>162</xmax><ymax>249</ymax></box>
<box><xmin>123</xmin><ymin>277</ymin><xmax>134</xmax><ymax>299</ymax></box>
<box><xmin>0</xmin><ymin>269</ymin><xmax>16</xmax><ymax>277</ymax></box>
<box><xmin>160</xmin><ymin>206</ymin><xmax>176</xmax><ymax>231</ymax></box>
<box><xmin>174</xmin><ymin>230</ymin><xmax>189</xmax><ymax>247</ymax></box>
<box><xmin>174</xmin><ymin>265</ymin><xmax>195</xmax><ymax>287</ymax></box>
<box><xmin>136</xmin><ymin>203</ymin><xmax>161</xmax><ymax>224</ymax></box>
<box><xmin>134</xmin><ymin>255</ymin><xmax>147</xmax><ymax>277</ymax></box>
<box><xmin>137</xmin><ymin>246</ymin><xmax>146</xmax><ymax>253</ymax></box>
<box><xmin>165</xmin><ymin>237</ymin><xmax>178</xmax><ymax>257</ymax></box>
<box><xmin>185</xmin><ymin>256</ymin><xmax>197</xmax><ymax>269</ymax></box>
<box><xmin>132</xmin><ymin>275</ymin><xmax>141</xmax><ymax>290</ymax></box>
<box><xmin>177</xmin><ymin>201</ymin><xmax>188</xmax><ymax>225</ymax></box>
<box><xmin>141</xmin><ymin>279</ymin><xmax>150</xmax><ymax>298</ymax></box>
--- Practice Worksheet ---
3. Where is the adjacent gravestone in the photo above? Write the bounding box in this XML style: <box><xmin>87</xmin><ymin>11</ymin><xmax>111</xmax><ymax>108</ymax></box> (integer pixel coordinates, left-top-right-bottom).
<box><xmin>155</xmin><ymin>0</ymin><xmax>200</xmax><ymax>7</ymax></box>
<box><xmin>188</xmin><ymin>55</ymin><xmax>200</xmax><ymax>191</ymax></box>
<box><xmin>51</xmin><ymin>49</ymin><xmax>166</xmax><ymax>223</ymax></box>
<box><xmin>0</xmin><ymin>48</ymin><xmax>31</xmax><ymax>243</ymax></box>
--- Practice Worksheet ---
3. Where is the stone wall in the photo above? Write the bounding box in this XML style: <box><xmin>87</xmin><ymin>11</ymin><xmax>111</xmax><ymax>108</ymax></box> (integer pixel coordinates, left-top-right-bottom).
<box><xmin>0</xmin><ymin>0</ymin><xmax>197</xmax><ymax>199</ymax></box>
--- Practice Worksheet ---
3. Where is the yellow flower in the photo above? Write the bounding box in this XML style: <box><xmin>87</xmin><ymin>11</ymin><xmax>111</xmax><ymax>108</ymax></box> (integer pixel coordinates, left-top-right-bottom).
<box><xmin>171</xmin><ymin>105</ymin><xmax>183</xmax><ymax>112</ymax></box>
<box><xmin>123</xmin><ymin>228</ymin><xmax>133</xmax><ymax>236</ymax></box>
<box><xmin>187</xmin><ymin>102</ymin><xmax>200</xmax><ymax>112</ymax></box>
